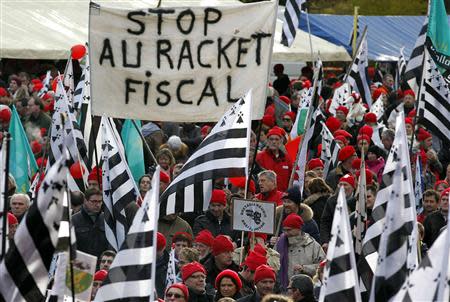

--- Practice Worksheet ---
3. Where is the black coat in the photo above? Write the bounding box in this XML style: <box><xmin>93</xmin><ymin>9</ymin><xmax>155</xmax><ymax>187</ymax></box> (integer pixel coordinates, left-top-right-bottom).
<box><xmin>72</xmin><ymin>206</ymin><xmax>110</xmax><ymax>259</ymax></box>
<box><xmin>203</xmin><ymin>257</ymin><xmax>240</xmax><ymax>287</ymax></box>
<box><xmin>423</xmin><ymin>210</ymin><xmax>446</xmax><ymax>247</ymax></box>
<box><xmin>320</xmin><ymin>193</ymin><xmax>356</xmax><ymax>244</ymax></box>
<box><xmin>214</xmin><ymin>291</ymin><xmax>242</xmax><ymax>301</ymax></box>
<box><xmin>237</xmin><ymin>291</ymin><xmax>261</xmax><ymax>302</ymax></box>
<box><xmin>155</xmin><ymin>250</ymin><xmax>170</xmax><ymax>299</ymax></box>
<box><xmin>188</xmin><ymin>288</ymin><xmax>214</xmax><ymax>302</ymax></box>
<box><xmin>193</xmin><ymin>210</ymin><xmax>238</xmax><ymax>241</ymax></box>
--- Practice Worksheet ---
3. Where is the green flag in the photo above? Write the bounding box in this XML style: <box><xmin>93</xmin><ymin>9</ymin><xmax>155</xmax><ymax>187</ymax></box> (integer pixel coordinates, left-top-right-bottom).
<box><xmin>9</xmin><ymin>106</ymin><xmax>38</xmax><ymax>192</ymax></box>
<box><xmin>121</xmin><ymin>119</ymin><xmax>145</xmax><ymax>183</ymax></box>
<box><xmin>427</xmin><ymin>0</ymin><xmax>450</xmax><ymax>79</ymax></box>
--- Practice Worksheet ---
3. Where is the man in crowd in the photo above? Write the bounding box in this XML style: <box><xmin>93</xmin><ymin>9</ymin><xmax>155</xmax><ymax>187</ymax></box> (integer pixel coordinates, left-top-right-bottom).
<box><xmin>239</xmin><ymin>251</ymin><xmax>268</xmax><ymax>296</ymax></box>
<box><xmin>255</xmin><ymin>170</ymin><xmax>285</xmax><ymax>206</ymax></box>
<box><xmin>98</xmin><ymin>250</ymin><xmax>116</xmax><ymax>271</ymax></box>
<box><xmin>181</xmin><ymin>262</ymin><xmax>214</xmax><ymax>302</ymax></box>
<box><xmin>9</xmin><ymin>193</ymin><xmax>30</xmax><ymax>222</ymax></box>
<box><xmin>288</xmin><ymin>274</ymin><xmax>316</xmax><ymax>302</ymax></box>
<box><xmin>237</xmin><ymin>264</ymin><xmax>276</xmax><ymax>302</ymax></box>
<box><xmin>24</xmin><ymin>96</ymin><xmax>51</xmax><ymax>133</ymax></box>
<box><xmin>159</xmin><ymin>213</ymin><xmax>193</xmax><ymax>250</ymax></box>
<box><xmin>424</xmin><ymin>188</ymin><xmax>450</xmax><ymax>247</ymax></box>
<box><xmin>193</xmin><ymin>230</ymin><xmax>214</xmax><ymax>264</ymax></box>
<box><xmin>326</xmin><ymin>146</ymin><xmax>357</xmax><ymax>190</ymax></box>
<box><xmin>417</xmin><ymin>189</ymin><xmax>440</xmax><ymax>224</ymax></box>
<box><xmin>156</xmin><ymin>232</ymin><xmax>170</xmax><ymax>298</ymax></box>
<box><xmin>204</xmin><ymin>235</ymin><xmax>239</xmax><ymax>286</ymax></box>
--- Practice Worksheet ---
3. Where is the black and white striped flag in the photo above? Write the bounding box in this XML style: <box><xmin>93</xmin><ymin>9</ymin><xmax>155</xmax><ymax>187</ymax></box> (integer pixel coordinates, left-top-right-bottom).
<box><xmin>159</xmin><ymin>90</ymin><xmax>252</xmax><ymax>217</ymax></box>
<box><xmin>417</xmin><ymin>48</ymin><xmax>450</xmax><ymax>146</ymax></box>
<box><xmin>95</xmin><ymin>166</ymin><xmax>160</xmax><ymax>302</ymax></box>
<box><xmin>55</xmin><ymin>191</ymin><xmax>77</xmax><ymax>258</ymax></box>
<box><xmin>281</xmin><ymin>0</ymin><xmax>305</xmax><ymax>47</ymax></box>
<box><xmin>396</xmin><ymin>46</ymin><xmax>407</xmax><ymax>89</ymax></box>
<box><xmin>346</xmin><ymin>30</ymin><xmax>372</xmax><ymax>106</ymax></box>
<box><xmin>404</xmin><ymin>17</ymin><xmax>428</xmax><ymax>95</ymax></box>
<box><xmin>355</xmin><ymin>160</ymin><xmax>367</xmax><ymax>256</ymax></box>
<box><xmin>320</xmin><ymin>123</ymin><xmax>340</xmax><ymax>178</ymax></box>
<box><xmin>37</xmin><ymin>70</ymin><xmax>52</xmax><ymax>98</ymax></box>
<box><xmin>414</xmin><ymin>154</ymin><xmax>424</xmax><ymax>210</ymax></box>
<box><xmin>63</xmin><ymin>59</ymin><xmax>75</xmax><ymax>106</ymax></box>
<box><xmin>0</xmin><ymin>152</ymin><xmax>68</xmax><ymax>301</ymax></box>
<box><xmin>165</xmin><ymin>247</ymin><xmax>177</xmax><ymax>288</ymax></box>
<box><xmin>359</xmin><ymin>112</ymin><xmax>418</xmax><ymax>292</ymax></box>
<box><xmin>101</xmin><ymin>116</ymin><xmax>139</xmax><ymax>252</ymax></box>
<box><xmin>319</xmin><ymin>186</ymin><xmax>361</xmax><ymax>302</ymax></box>
<box><xmin>369</xmin><ymin>158</ymin><xmax>414</xmax><ymax>302</ymax></box>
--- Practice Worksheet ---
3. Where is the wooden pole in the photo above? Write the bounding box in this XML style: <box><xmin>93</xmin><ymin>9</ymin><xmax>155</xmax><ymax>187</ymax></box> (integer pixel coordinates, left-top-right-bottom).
<box><xmin>352</xmin><ymin>6</ymin><xmax>359</xmax><ymax>57</ymax></box>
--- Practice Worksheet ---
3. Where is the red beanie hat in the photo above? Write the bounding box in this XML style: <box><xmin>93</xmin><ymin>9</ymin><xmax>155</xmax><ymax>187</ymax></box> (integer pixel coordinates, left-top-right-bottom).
<box><xmin>88</xmin><ymin>166</ymin><xmax>102</xmax><ymax>182</ymax></box>
<box><xmin>372</xmin><ymin>87</ymin><xmax>387</xmax><ymax>101</ymax></box>
<box><xmin>338</xmin><ymin>146</ymin><xmax>356</xmax><ymax>162</ymax></box>
<box><xmin>336</xmin><ymin>105</ymin><xmax>349</xmax><ymax>116</ymax></box>
<box><xmin>339</xmin><ymin>173</ymin><xmax>356</xmax><ymax>189</ymax></box>
<box><xmin>0</xmin><ymin>87</ymin><xmax>8</xmax><ymax>97</ymax></box>
<box><xmin>356</xmin><ymin>169</ymin><xmax>373</xmax><ymax>186</ymax></box>
<box><xmin>405</xmin><ymin>117</ymin><xmax>414</xmax><ymax>126</ymax></box>
<box><xmin>0</xmin><ymin>105</ymin><xmax>12</xmax><ymax>123</ymax></box>
<box><xmin>325</xmin><ymin>116</ymin><xmax>341</xmax><ymax>134</ymax></box>
<box><xmin>195</xmin><ymin>230</ymin><xmax>214</xmax><ymax>247</ymax></box>
<box><xmin>282</xmin><ymin>213</ymin><xmax>304</xmax><ymax>229</ymax></box>
<box><xmin>254</xmin><ymin>264</ymin><xmax>276</xmax><ymax>284</ymax></box>
<box><xmin>31</xmin><ymin>140</ymin><xmax>42</xmax><ymax>154</ymax></box>
<box><xmin>157</xmin><ymin>232</ymin><xmax>166</xmax><ymax>251</ymax></box>
<box><xmin>408</xmin><ymin>109</ymin><xmax>416</xmax><ymax>118</ymax></box>
<box><xmin>8</xmin><ymin>212</ymin><xmax>18</xmax><ymax>225</ymax></box>
<box><xmin>229</xmin><ymin>177</ymin><xmax>256</xmax><ymax>194</ymax></box>
<box><xmin>267</xmin><ymin>127</ymin><xmax>284</xmax><ymax>138</ymax></box>
<box><xmin>212</xmin><ymin>235</ymin><xmax>234</xmax><ymax>256</ymax></box>
<box><xmin>334</xmin><ymin>130</ymin><xmax>353</xmax><ymax>139</ymax></box>
<box><xmin>403</xmin><ymin>89</ymin><xmax>415</xmax><ymax>98</ymax></box>
<box><xmin>434</xmin><ymin>180</ymin><xmax>449</xmax><ymax>191</ymax></box>
<box><xmin>279</xmin><ymin>96</ymin><xmax>291</xmax><ymax>105</ymax></box>
<box><xmin>359</xmin><ymin>125</ymin><xmax>373</xmax><ymax>138</ymax></box>
<box><xmin>166</xmin><ymin>283</ymin><xmax>189</xmax><ymax>301</ymax></box>
<box><xmin>215</xmin><ymin>269</ymin><xmax>243</xmax><ymax>291</ymax></box>
<box><xmin>210</xmin><ymin>189</ymin><xmax>227</xmax><ymax>206</ymax></box>
<box><xmin>262</xmin><ymin>114</ymin><xmax>275</xmax><ymax>128</ymax></box>
<box><xmin>364</xmin><ymin>112</ymin><xmax>377</xmax><ymax>124</ymax></box>
<box><xmin>357</xmin><ymin>134</ymin><xmax>371</xmax><ymax>144</ymax></box>
<box><xmin>243</xmin><ymin>251</ymin><xmax>267</xmax><ymax>270</ymax></box>
<box><xmin>307</xmin><ymin>158</ymin><xmax>324</xmax><ymax>170</ymax></box>
<box><xmin>441</xmin><ymin>188</ymin><xmax>450</xmax><ymax>200</ymax></box>
<box><xmin>334</xmin><ymin>135</ymin><xmax>348</xmax><ymax>145</ymax></box>
<box><xmin>248</xmin><ymin>232</ymin><xmax>268</xmax><ymax>242</ymax></box>
<box><xmin>160</xmin><ymin>171</ymin><xmax>170</xmax><ymax>184</ymax></box>
<box><xmin>283</xmin><ymin>111</ymin><xmax>296</xmax><ymax>121</ymax></box>
<box><xmin>181</xmin><ymin>262</ymin><xmax>206</xmax><ymax>281</ymax></box>
<box><xmin>94</xmin><ymin>270</ymin><xmax>108</xmax><ymax>282</ymax></box>
<box><xmin>417</xmin><ymin>128</ymin><xmax>432</xmax><ymax>142</ymax></box>
<box><xmin>352</xmin><ymin>158</ymin><xmax>362</xmax><ymax>170</ymax></box>
<box><xmin>253</xmin><ymin>243</ymin><xmax>267</xmax><ymax>257</ymax></box>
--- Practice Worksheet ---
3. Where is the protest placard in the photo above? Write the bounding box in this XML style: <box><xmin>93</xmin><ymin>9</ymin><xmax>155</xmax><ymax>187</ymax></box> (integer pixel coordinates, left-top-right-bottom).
<box><xmin>232</xmin><ymin>198</ymin><xmax>275</xmax><ymax>234</ymax></box>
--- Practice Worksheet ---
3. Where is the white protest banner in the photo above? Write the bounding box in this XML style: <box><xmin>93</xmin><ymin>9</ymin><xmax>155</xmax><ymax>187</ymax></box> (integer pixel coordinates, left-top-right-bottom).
<box><xmin>89</xmin><ymin>1</ymin><xmax>276</xmax><ymax>122</ymax></box>
<box><xmin>232</xmin><ymin>198</ymin><xmax>275</xmax><ymax>234</ymax></box>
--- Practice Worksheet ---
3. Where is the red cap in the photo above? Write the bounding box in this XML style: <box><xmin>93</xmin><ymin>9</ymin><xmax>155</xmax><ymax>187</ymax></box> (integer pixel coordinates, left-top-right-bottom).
<box><xmin>405</xmin><ymin>117</ymin><xmax>414</xmax><ymax>126</ymax></box>
<box><xmin>357</xmin><ymin>134</ymin><xmax>371</xmax><ymax>144</ymax></box>
<box><xmin>282</xmin><ymin>213</ymin><xmax>304</xmax><ymax>229</ymax></box>
<box><xmin>36</xmin><ymin>156</ymin><xmax>47</xmax><ymax>168</ymax></box>
<box><xmin>283</xmin><ymin>111</ymin><xmax>296</xmax><ymax>121</ymax></box>
<box><xmin>308</xmin><ymin>158</ymin><xmax>324</xmax><ymax>170</ymax></box>
<box><xmin>210</xmin><ymin>189</ymin><xmax>227</xmax><ymax>206</ymax></box>
<box><xmin>0</xmin><ymin>88</ymin><xmax>8</xmax><ymax>97</ymax></box>
<box><xmin>94</xmin><ymin>270</ymin><xmax>108</xmax><ymax>282</ymax></box>
<box><xmin>229</xmin><ymin>177</ymin><xmax>256</xmax><ymax>194</ymax></box>
<box><xmin>215</xmin><ymin>270</ymin><xmax>242</xmax><ymax>291</ymax></box>
<box><xmin>160</xmin><ymin>171</ymin><xmax>170</xmax><ymax>184</ymax></box>
<box><xmin>408</xmin><ymin>109</ymin><xmax>416</xmax><ymax>118</ymax></box>
<box><xmin>339</xmin><ymin>173</ymin><xmax>356</xmax><ymax>189</ymax></box>
<box><xmin>88</xmin><ymin>166</ymin><xmax>102</xmax><ymax>182</ymax></box>
<box><xmin>253</xmin><ymin>243</ymin><xmax>267</xmax><ymax>257</ymax></box>
<box><xmin>243</xmin><ymin>251</ymin><xmax>267</xmax><ymax>270</ymax></box>
<box><xmin>157</xmin><ymin>232</ymin><xmax>166</xmax><ymax>251</ymax></box>
<box><xmin>417</xmin><ymin>128</ymin><xmax>432</xmax><ymax>142</ymax></box>
<box><xmin>403</xmin><ymin>89</ymin><xmax>415</xmax><ymax>98</ymax></box>
<box><xmin>166</xmin><ymin>283</ymin><xmax>189</xmax><ymax>301</ymax></box>
<box><xmin>334</xmin><ymin>135</ymin><xmax>348</xmax><ymax>145</ymax></box>
<box><xmin>70</xmin><ymin>161</ymin><xmax>85</xmax><ymax>179</ymax></box>
<box><xmin>262</xmin><ymin>114</ymin><xmax>275</xmax><ymax>128</ymax></box>
<box><xmin>7</xmin><ymin>212</ymin><xmax>18</xmax><ymax>225</ymax></box>
<box><xmin>201</xmin><ymin>125</ymin><xmax>211</xmax><ymax>137</ymax></box>
<box><xmin>0</xmin><ymin>105</ymin><xmax>12</xmax><ymax>123</ymax></box>
<box><xmin>31</xmin><ymin>140</ymin><xmax>42</xmax><ymax>154</ymax></box>
<box><xmin>372</xmin><ymin>87</ymin><xmax>387</xmax><ymax>100</ymax></box>
<box><xmin>352</xmin><ymin>158</ymin><xmax>362</xmax><ymax>170</ymax></box>
<box><xmin>248</xmin><ymin>232</ymin><xmax>268</xmax><ymax>242</ymax></box>
<box><xmin>364</xmin><ymin>112</ymin><xmax>377</xmax><ymax>124</ymax></box>
<box><xmin>32</xmin><ymin>82</ymin><xmax>44</xmax><ymax>92</ymax></box>
<box><xmin>334</xmin><ymin>130</ymin><xmax>353</xmax><ymax>139</ymax></box>
<box><xmin>434</xmin><ymin>180</ymin><xmax>449</xmax><ymax>191</ymax></box>
<box><xmin>267</xmin><ymin>127</ymin><xmax>284</xmax><ymax>138</ymax></box>
<box><xmin>212</xmin><ymin>235</ymin><xmax>234</xmax><ymax>256</ymax></box>
<box><xmin>279</xmin><ymin>96</ymin><xmax>291</xmax><ymax>105</ymax></box>
<box><xmin>356</xmin><ymin>169</ymin><xmax>373</xmax><ymax>186</ymax></box>
<box><xmin>325</xmin><ymin>117</ymin><xmax>341</xmax><ymax>134</ymax></box>
<box><xmin>336</xmin><ymin>105</ymin><xmax>349</xmax><ymax>116</ymax></box>
<box><xmin>195</xmin><ymin>230</ymin><xmax>214</xmax><ymax>247</ymax></box>
<box><xmin>359</xmin><ymin>125</ymin><xmax>373</xmax><ymax>138</ymax></box>
<box><xmin>181</xmin><ymin>262</ymin><xmax>206</xmax><ymax>281</ymax></box>
<box><xmin>338</xmin><ymin>146</ymin><xmax>356</xmax><ymax>162</ymax></box>
<box><xmin>441</xmin><ymin>187</ymin><xmax>450</xmax><ymax>200</ymax></box>
<box><xmin>254</xmin><ymin>264</ymin><xmax>276</xmax><ymax>284</ymax></box>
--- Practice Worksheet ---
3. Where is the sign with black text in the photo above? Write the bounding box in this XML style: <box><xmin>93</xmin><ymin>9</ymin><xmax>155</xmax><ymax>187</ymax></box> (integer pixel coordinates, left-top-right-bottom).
<box><xmin>89</xmin><ymin>2</ymin><xmax>276</xmax><ymax>121</ymax></box>
<box><xmin>232</xmin><ymin>198</ymin><xmax>275</xmax><ymax>234</ymax></box>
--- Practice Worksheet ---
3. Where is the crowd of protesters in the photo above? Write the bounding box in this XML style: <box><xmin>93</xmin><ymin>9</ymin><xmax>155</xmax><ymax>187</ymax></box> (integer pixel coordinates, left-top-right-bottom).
<box><xmin>1</xmin><ymin>59</ymin><xmax>450</xmax><ymax>302</ymax></box>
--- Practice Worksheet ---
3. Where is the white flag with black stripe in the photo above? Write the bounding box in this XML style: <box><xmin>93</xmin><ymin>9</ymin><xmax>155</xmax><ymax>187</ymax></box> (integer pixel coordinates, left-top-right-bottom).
<box><xmin>329</xmin><ymin>83</ymin><xmax>352</xmax><ymax>116</ymax></box>
<box><xmin>165</xmin><ymin>248</ymin><xmax>177</xmax><ymax>288</ymax></box>
<box><xmin>369</xmin><ymin>94</ymin><xmax>385</xmax><ymax>122</ymax></box>
<box><xmin>346</xmin><ymin>31</ymin><xmax>372</xmax><ymax>106</ymax></box>
<box><xmin>281</xmin><ymin>0</ymin><xmax>305</xmax><ymax>47</ymax></box>
<box><xmin>63</xmin><ymin>59</ymin><xmax>75</xmax><ymax>106</ymax></box>
<box><xmin>355</xmin><ymin>160</ymin><xmax>367</xmax><ymax>256</ymax></box>
<box><xmin>159</xmin><ymin>90</ymin><xmax>252</xmax><ymax>217</ymax></box>
<box><xmin>396</xmin><ymin>46</ymin><xmax>407</xmax><ymax>89</ymax></box>
<box><xmin>95</xmin><ymin>166</ymin><xmax>160</xmax><ymax>302</ymax></box>
<box><xmin>404</xmin><ymin>16</ymin><xmax>428</xmax><ymax>95</ymax></box>
<box><xmin>320</xmin><ymin>123</ymin><xmax>340</xmax><ymax>178</ymax></box>
<box><xmin>319</xmin><ymin>186</ymin><xmax>361</xmax><ymax>302</ymax></box>
<box><xmin>369</xmin><ymin>158</ymin><xmax>415</xmax><ymax>302</ymax></box>
<box><xmin>101</xmin><ymin>116</ymin><xmax>139</xmax><ymax>252</ymax></box>
<box><xmin>418</xmin><ymin>48</ymin><xmax>450</xmax><ymax>146</ymax></box>
<box><xmin>37</xmin><ymin>70</ymin><xmax>52</xmax><ymax>98</ymax></box>
<box><xmin>0</xmin><ymin>152</ymin><xmax>68</xmax><ymax>302</ymax></box>
<box><xmin>414</xmin><ymin>154</ymin><xmax>424</xmax><ymax>210</ymax></box>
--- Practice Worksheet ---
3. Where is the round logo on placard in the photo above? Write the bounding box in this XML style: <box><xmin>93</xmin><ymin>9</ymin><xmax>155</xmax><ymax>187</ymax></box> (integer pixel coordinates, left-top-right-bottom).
<box><xmin>240</xmin><ymin>202</ymin><xmax>268</xmax><ymax>231</ymax></box>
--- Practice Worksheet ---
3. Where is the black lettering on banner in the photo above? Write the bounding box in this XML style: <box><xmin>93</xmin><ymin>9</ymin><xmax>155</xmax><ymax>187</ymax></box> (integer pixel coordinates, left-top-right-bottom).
<box><xmin>125</xmin><ymin>78</ymin><xmax>143</xmax><ymax>104</ymax></box>
<box><xmin>122</xmin><ymin>40</ymin><xmax>142</xmax><ymax>68</ymax></box>
<box><xmin>156</xmin><ymin>81</ymin><xmax>171</xmax><ymax>106</ymax></box>
<box><xmin>204</xmin><ymin>8</ymin><xmax>222</xmax><ymax>36</ymax></box>
<box><xmin>236</xmin><ymin>38</ymin><xmax>251</xmax><ymax>68</ymax></box>
<box><xmin>157</xmin><ymin>40</ymin><xmax>174</xmax><ymax>69</ymax></box>
<box><xmin>217</xmin><ymin>38</ymin><xmax>236</xmax><ymax>68</ymax></box>
<box><xmin>99</xmin><ymin>39</ymin><xmax>115</xmax><ymax>67</ymax></box>
<box><xmin>177</xmin><ymin>80</ymin><xmax>194</xmax><ymax>104</ymax></box>
<box><xmin>197</xmin><ymin>77</ymin><xmax>218</xmax><ymax>106</ymax></box>
<box><xmin>227</xmin><ymin>76</ymin><xmax>238</xmax><ymax>103</ymax></box>
<box><xmin>144</xmin><ymin>71</ymin><xmax>152</xmax><ymax>105</ymax></box>
<box><xmin>148</xmin><ymin>8</ymin><xmax>175</xmax><ymax>35</ymax></box>
<box><xmin>177</xmin><ymin>41</ymin><xmax>194</xmax><ymax>70</ymax></box>
<box><xmin>197</xmin><ymin>40</ymin><xmax>214</xmax><ymax>68</ymax></box>
<box><xmin>127</xmin><ymin>11</ymin><xmax>146</xmax><ymax>35</ymax></box>
<box><xmin>251</xmin><ymin>32</ymin><xmax>272</xmax><ymax>66</ymax></box>
<box><xmin>176</xmin><ymin>9</ymin><xmax>195</xmax><ymax>35</ymax></box>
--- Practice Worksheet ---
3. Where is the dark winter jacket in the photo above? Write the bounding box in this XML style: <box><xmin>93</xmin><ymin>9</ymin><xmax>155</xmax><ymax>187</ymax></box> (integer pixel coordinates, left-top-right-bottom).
<box><xmin>303</xmin><ymin>192</ymin><xmax>331</xmax><ymax>226</ymax></box>
<box><xmin>320</xmin><ymin>194</ymin><xmax>356</xmax><ymax>244</ymax></box>
<box><xmin>423</xmin><ymin>210</ymin><xmax>447</xmax><ymax>247</ymax></box>
<box><xmin>203</xmin><ymin>256</ymin><xmax>240</xmax><ymax>287</ymax></box>
<box><xmin>275</xmin><ymin>204</ymin><xmax>321</xmax><ymax>243</ymax></box>
<box><xmin>237</xmin><ymin>291</ymin><xmax>262</xmax><ymax>302</ymax></box>
<box><xmin>187</xmin><ymin>288</ymin><xmax>214</xmax><ymax>302</ymax></box>
<box><xmin>193</xmin><ymin>210</ymin><xmax>238</xmax><ymax>240</ymax></box>
<box><xmin>325</xmin><ymin>164</ymin><xmax>350</xmax><ymax>191</ymax></box>
<box><xmin>155</xmin><ymin>250</ymin><xmax>170</xmax><ymax>299</ymax></box>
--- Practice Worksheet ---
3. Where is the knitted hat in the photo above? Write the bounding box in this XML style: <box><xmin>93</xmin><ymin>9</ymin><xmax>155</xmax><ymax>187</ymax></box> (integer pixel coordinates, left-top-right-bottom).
<box><xmin>308</xmin><ymin>158</ymin><xmax>324</xmax><ymax>170</ymax></box>
<box><xmin>417</xmin><ymin>128</ymin><xmax>432</xmax><ymax>142</ymax></box>
<box><xmin>94</xmin><ymin>270</ymin><xmax>108</xmax><ymax>282</ymax></box>
<box><xmin>359</xmin><ymin>125</ymin><xmax>374</xmax><ymax>138</ymax></box>
<box><xmin>229</xmin><ymin>177</ymin><xmax>256</xmax><ymax>194</ymax></box>
<box><xmin>336</xmin><ymin>105</ymin><xmax>349</xmax><ymax>116</ymax></box>
<box><xmin>212</xmin><ymin>235</ymin><xmax>234</xmax><ymax>256</ymax></box>
<box><xmin>166</xmin><ymin>283</ymin><xmax>189</xmax><ymax>301</ymax></box>
<box><xmin>0</xmin><ymin>106</ymin><xmax>12</xmax><ymax>123</ymax></box>
<box><xmin>283</xmin><ymin>111</ymin><xmax>296</xmax><ymax>121</ymax></box>
<box><xmin>267</xmin><ymin>127</ymin><xmax>284</xmax><ymax>138</ymax></box>
<box><xmin>195</xmin><ymin>230</ymin><xmax>214</xmax><ymax>247</ymax></box>
<box><xmin>157</xmin><ymin>232</ymin><xmax>166</xmax><ymax>251</ymax></box>
<box><xmin>334</xmin><ymin>135</ymin><xmax>348</xmax><ymax>145</ymax></box>
<box><xmin>7</xmin><ymin>212</ymin><xmax>18</xmax><ymax>225</ymax></box>
<box><xmin>405</xmin><ymin>117</ymin><xmax>414</xmax><ymax>126</ymax></box>
<box><xmin>167</xmin><ymin>135</ymin><xmax>182</xmax><ymax>150</ymax></box>
<box><xmin>357</xmin><ymin>134</ymin><xmax>371</xmax><ymax>144</ymax></box>
<box><xmin>262</xmin><ymin>115</ymin><xmax>275</xmax><ymax>128</ymax></box>
<box><xmin>282</xmin><ymin>187</ymin><xmax>302</xmax><ymax>204</ymax></box>
<box><xmin>215</xmin><ymin>269</ymin><xmax>243</xmax><ymax>291</ymax></box>
<box><xmin>403</xmin><ymin>89</ymin><xmax>415</xmax><ymax>98</ymax></box>
<box><xmin>254</xmin><ymin>264</ymin><xmax>276</xmax><ymax>284</ymax></box>
<box><xmin>160</xmin><ymin>171</ymin><xmax>170</xmax><ymax>184</ymax></box>
<box><xmin>253</xmin><ymin>243</ymin><xmax>267</xmax><ymax>257</ymax></box>
<box><xmin>441</xmin><ymin>187</ymin><xmax>450</xmax><ymax>200</ymax></box>
<box><xmin>339</xmin><ymin>174</ymin><xmax>356</xmax><ymax>189</ymax></box>
<box><xmin>372</xmin><ymin>87</ymin><xmax>388</xmax><ymax>100</ymax></box>
<box><xmin>325</xmin><ymin>116</ymin><xmax>341</xmax><ymax>133</ymax></box>
<box><xmin>434</xmin><ymin>180</ymin><xmax>449</xmax><ymax>191</ymax></box>
<box><xmin>243</xmin><ymin>251</ymin><xmax>267</xmax><ymax>270</ymax></box>
<box><xmin>210</xmin><ymin>189</ymin><xmax>227</xmax><ymax>206</ymax></box>
<box><xmin>279</xmin><ymin>96</ymin><xmax>291</xmax><ymax>105</ymax></box>
<box><xmin>248</xmin><ymin>232</ymin><xmax>268</xmax><ymax>242</ymax></box>
<box><xmin>352</xmin><ymin>158</ymin><xmax>362</xmax><ymax>170</ymax></box>
<box><xmin>364</xmin><ymin>112</ymin><xmax>377</xmax><ymax>124</ymax></box>
<box><xmin>356</xmin><ymin>169</ymin><xmax>374</xmax><ymax>186</ymax></box>
<box><xmin>88</xmin><ymin>166</ymin><xmax>102</xmax><ymax>182</ymax></box>
<box><xmin>282</xmin><ymin>213</ymin><xmax>304</xmax><ymax>229</ymax></box>
<box><xmin>0</xmin><ymin>88</ymin><xmax>8</xmax><ymax>97</ymax></box>
<box><xmin>334</xmin><ymin>130</ymin><xmax>353</xmax><ymax>139</ymax></box>
<box><xmin>338</xmin><ymin>146</ymin><xmax>356</xmax><ymax>162</ymax></box>
<box><xmin>181</xmin><ymin>262</ymin><xmax>206</xmax><ymax>281</ymax></box>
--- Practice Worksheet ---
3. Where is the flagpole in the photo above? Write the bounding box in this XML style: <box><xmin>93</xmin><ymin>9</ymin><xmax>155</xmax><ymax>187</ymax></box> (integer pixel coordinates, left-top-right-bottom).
<box><xmin>305</xmin><ymin>9</ymin><xmax>315</xmax><ymax>62</ymax></box>
<box><xmin>352</xmin><ymin>6</ymin><xmax>359</xmax><ymax>57</ymax></box>
<box><xmin>1</xmin><ymin>132</ymin><xmax>10</xmax><ymax>261</ymax></box>
<box><xmin>66</xmin><ymin>191</ymin><xmax>76</xmax><ymax>302</ymax></box>
<box><xmin>344</xmin><ymin>25</ymin><xmax>368</xmax><ymax>82</ymax></box>
<box><xmin>131</xmin><ymin>120</ymin><xmax>158</xmax><ymax>165</ymax></box>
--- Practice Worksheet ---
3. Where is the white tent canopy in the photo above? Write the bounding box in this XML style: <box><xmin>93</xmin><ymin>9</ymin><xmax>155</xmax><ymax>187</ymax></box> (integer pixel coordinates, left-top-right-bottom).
<box><xmin>0</xmin><ymin>0</ymin><xmax>350</xmax><ymax>62</ymax></box>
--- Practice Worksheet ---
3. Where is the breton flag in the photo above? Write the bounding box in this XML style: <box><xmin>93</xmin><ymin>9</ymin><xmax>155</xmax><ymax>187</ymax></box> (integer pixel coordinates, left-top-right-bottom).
<box><xmin>63</xmin><ymin>58</ymin><xmax>75</xmax><ymax>106</ymax></box>
<box><xmin>346</xmin><ymin>30</ymin><xmax>372</xmax><ymax>106</ymax></box>
<box><xmin>417</xmin><ymin>48</ymin><xmax>450</xmax><ymax>146</ymax></box>
<box><xmin>369</xmin><ymin>158</ymin><xmax>415</xmax><ymax>302</ymax></box>
<box><xmin>281</xmin><ymin>0</ymin><xmax>305</xmax><ymax>47</ymax></box>
<box><xmin>0</xmin><ymin>152</ymin><xmax>68</xmax><ymax>302</ymax></box>
<box><xmin>95</xmin><ymin>167</ymin><xmax>160</xmax><ymax>302</ymax></box>
<box><xmin>395</xmin><ymin>46</ymin><xmax>407</xmax><ymax>89</ymax></box>
<box><xmin>355</xmin><ymin>160</ymin><xmax>367</xmax><ymax>256</ymax></box>
<box><xmin>328</xmin><ymin>83</ymin><xmax>352</xmax><ymax>116</ymax></box>
<box><xmin>101</xmin><ymin>116</ymin><xmax>140</xmax><ymax>252</ymax></box>
<box><xmin>319</xmin><ymin>186</ymin><xmax>361</xmax><ymax>302</ymax></box>
<box><xmin>165</xmin><ymin>247</ymin><xmax>177</xmax><ymax>288</ymax></box>
<box><xmin>404</xmin><ymin>16</ymin><xmax>428</xmax><ymax>95</ymax></box>
<box><xmin>320</xmin><ymin>123</ymin><xmax>340</xmax><ymax>178</ymax></box>
<box><xmin>37</xmin><ymin>70</ymin><xmax>52</xmax><ymax>98</ymax></box>
<box><xmin>369</xmin><ymin>94</ymin><xmax>385</xmax><ymax>122</ymax></box>
<box><xmin>414</xmin><ymin>154</ymin><xmax>424</xmax><ymax>210</ymax></box>
<box><xmin>159</xmin><ymin>91</ymin><xmax>252</xmax><ymax>217</ymax></box>
<box><xmin>359</xmin><ymin>112</ymin><xmax>418</xmax><ymax>291</ymax></box>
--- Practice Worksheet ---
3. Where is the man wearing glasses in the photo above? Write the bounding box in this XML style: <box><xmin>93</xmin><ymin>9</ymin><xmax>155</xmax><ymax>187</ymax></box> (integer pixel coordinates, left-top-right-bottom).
<box><xmin>181</xmin><ymin>262</ymin><xmax>214</xmax><ymax>302</ymax></box>
<box><xmin>287</xmin><ymin>274</ymin><xmax>316</xmax><ymax>302</ymax></box>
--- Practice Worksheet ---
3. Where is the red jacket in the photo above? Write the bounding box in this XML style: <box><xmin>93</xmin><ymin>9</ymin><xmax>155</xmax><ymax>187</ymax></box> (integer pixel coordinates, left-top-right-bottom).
<box><xmin>256</xmin><ymin>149</ymin><xmax>293</xmax><ymax>191</ymax></box>
<box><xmin>255</xmin><ymin>189</ymin><xmax>285</xmax><ymax>206</ymax></box>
